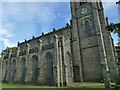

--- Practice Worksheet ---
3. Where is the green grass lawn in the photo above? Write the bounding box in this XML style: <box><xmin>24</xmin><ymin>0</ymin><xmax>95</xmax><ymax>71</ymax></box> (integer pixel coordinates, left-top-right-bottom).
<box><xmin>68</xmin><ymin>82</ymin><xmax>104</xmax><ymax>88</ymax></box>
<box><xmin>1</xmin><ymin>82</ymin><xmax>104</xmax><ymax>88</ymax></box>
<box><xmin>1</xmin><ymin>83</ymin><xmax>56</xmax><ymax>88</ymax></box>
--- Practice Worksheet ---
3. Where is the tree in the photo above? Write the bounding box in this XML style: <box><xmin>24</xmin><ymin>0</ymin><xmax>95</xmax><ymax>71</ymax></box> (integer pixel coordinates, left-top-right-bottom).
<box><xmin>1</xmin><ymin>47</ymin><xmax>17</xmax><ymax>56</ymax></box>
<box><xmin>106</xmin><ymin>23</ymin><xmax>120</xmax><ymax>89</ymax></box>
<box><xmin>106</xmin><ymin>23</ymin><xmax>120</xmax><ymax>45</ymax></box>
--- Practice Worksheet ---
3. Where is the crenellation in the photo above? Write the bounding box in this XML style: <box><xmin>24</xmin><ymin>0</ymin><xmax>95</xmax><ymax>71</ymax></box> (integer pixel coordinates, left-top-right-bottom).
<box><xmin>18</xmin><ymin>25</ymin><xmax>71</xmax><ymax>46</ymax></box>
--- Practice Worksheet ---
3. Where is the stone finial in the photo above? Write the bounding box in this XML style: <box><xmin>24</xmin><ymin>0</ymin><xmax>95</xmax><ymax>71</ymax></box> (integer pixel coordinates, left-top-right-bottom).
<box><xmin>32</xmin><ymin>36</ymin><xmax>35</xmax><ymax>39</ymax></box>
<box><xmin>105</xmin><ymin>17</ymin><xmax>109</xmax><ymax>25</ymax></box>
<box><xmin>42</xmin><ymin>32</ymin><xmax>44</xmax><ymax>35</ymax></box>
<box><xmin>105</xmin><ymin>16</ymin><xmax>108</xmax><ymax>20</ymax></box>
<box><xmin>18</xmin><ymin>42</ymin><xmax>20</xmax><ymax>46</ymax></box>
<box><xmin>53</xmin><ymin>28</ymin><xmax>56</xmax><ymax>31</ymax></box>
<box><xmin>66</xmin><ymin>23</ymin><xmax>69</xmax><ymax>26</ymax></box>
<box><xmin>25</xmin><ymin>39</ymin><xmax>27</xmax><ymax>42</ymax></box>
<box><xmin>70</xmin><ymin>20</ymin><xmax>72</xmax><ymax>25</ymax></box>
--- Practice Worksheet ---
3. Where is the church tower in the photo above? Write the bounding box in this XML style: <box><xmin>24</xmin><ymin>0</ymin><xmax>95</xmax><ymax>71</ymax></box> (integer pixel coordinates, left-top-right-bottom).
<box><xmin>70</xmin><ymin>0</ymin><xmax>117</xmax><ymax>82</ymax></box>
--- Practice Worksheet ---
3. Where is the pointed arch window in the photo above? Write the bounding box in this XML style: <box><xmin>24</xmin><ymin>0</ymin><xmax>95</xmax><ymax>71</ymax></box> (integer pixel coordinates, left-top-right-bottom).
<box><xmin>11</xmin><ymin>59</ymin><xmax>16</xmax><ymax>83</ymax></box>
<box><xmin>45</xmin><ymin>52</ymin><xmax>54</xmax><ymax>85</ymax></box>
<box><xmin>82</xmin><ymin>19</ymin><xmax>93</xmax><ymax>37</ymax></box>
<box><xmin>20</xmin><ymin>57</ymin><xmax>26</xmax><ymax>83</ymax></box>
<box><xmin>83</xmin><ymin>19</ymin><xmax>92</xmax><ymax>31</ymax></box>
<box><xmin>85</xmin><ymin>20</ymin><xmax>90</xmax><ymax>31</ymax></box>
<box><xmin>31</xmin><ymin>55</ymin><xmax>39</xmax><ymax>85</ymax></box>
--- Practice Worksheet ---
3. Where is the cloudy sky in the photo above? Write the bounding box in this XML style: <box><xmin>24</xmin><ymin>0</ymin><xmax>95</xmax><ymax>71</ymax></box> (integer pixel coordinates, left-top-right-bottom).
<box><xmin>0</xmin><ymin>0</ymin><xmax>119</xmax><ymax>54</ymax></box>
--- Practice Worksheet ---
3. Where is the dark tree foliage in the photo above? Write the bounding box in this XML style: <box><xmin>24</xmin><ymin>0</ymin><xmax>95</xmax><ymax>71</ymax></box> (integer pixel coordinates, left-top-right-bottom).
<box><xmin>1</xmin><ymin>47</ymin><xmax>17</xmax><ymax>55</ymax></box>
<box><xmin>106</xmin><ymin>23</ymin><xmax>120</xmax><ymax>36</ymax></box>
<box><xmin>106</xmin><ymin>23</ymin><xmax>120</xmax><ymax>89</ymax></box>
<box><xmin>106</xmin><ymin>23</ymin><xmax>120</xmax><ymax>46</ymax></box>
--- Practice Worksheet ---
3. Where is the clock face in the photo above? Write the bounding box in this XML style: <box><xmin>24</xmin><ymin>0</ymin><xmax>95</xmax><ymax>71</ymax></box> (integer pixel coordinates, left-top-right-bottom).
<box><xmin>80</xmin><ymin>8</ymin><xmax>88</xmax><ymax>14</ymax></box>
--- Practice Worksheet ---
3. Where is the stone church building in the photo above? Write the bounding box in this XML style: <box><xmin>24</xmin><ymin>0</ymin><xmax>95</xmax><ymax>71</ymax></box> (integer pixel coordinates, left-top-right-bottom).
<box><xmin>0</xmin><ymin>0</ymin><xmax>118</xmax><ymax>87</ymax></box>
